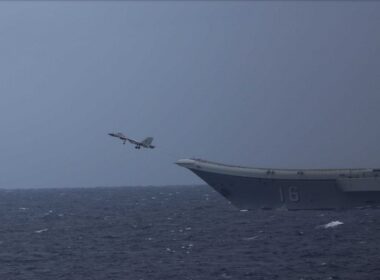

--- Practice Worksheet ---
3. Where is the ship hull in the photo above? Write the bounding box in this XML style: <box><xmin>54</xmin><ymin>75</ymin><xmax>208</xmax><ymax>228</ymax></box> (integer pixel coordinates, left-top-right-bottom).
<box><xmin>177</xmin><ymin>159</ymin><xmax>380</xmax><ymax>210</ymax></box>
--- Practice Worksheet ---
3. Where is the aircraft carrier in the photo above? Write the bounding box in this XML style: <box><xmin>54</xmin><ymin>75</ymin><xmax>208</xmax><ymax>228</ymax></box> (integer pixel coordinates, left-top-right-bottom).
<box><xmin>176</xmin><ymin>158</ymin><xmax>380</xmax><ymax>210</ymax></box>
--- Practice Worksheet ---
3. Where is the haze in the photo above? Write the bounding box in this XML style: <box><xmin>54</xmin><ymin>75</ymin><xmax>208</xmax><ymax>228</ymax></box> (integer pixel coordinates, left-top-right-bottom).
<box><xmin>0</xmin><ymin>1</ymin><xmax>379</xmax><ymax>188</ymax></box>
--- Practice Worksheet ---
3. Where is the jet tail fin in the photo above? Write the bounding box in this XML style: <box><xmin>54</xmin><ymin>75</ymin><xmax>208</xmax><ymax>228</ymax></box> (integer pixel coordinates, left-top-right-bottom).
<box><xmin>141</xmin><ymin>137</ymin><xmax>154</xmax><ymax>146</ymax></box>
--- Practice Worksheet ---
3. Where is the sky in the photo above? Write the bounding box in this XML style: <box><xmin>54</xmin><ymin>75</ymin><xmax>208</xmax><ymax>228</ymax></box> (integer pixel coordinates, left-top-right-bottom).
<box><xmin>0</xmin><ymin>1</ymin><xmax>379</xmax><ymax>188</ymax></box>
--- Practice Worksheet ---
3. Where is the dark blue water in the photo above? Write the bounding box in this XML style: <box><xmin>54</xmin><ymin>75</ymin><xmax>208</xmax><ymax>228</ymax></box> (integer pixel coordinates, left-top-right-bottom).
<box><xmin>0</xmin><ymin>186</ymin><xmax>379</xmax><ymax>280</ymax></box>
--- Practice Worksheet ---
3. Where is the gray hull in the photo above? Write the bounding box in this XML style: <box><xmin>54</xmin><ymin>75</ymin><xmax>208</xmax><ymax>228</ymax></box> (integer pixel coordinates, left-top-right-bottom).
<box><xmin>177</xmin><ymin>159</ymin><xmax>380</xmax><ymax>210</ymax></box>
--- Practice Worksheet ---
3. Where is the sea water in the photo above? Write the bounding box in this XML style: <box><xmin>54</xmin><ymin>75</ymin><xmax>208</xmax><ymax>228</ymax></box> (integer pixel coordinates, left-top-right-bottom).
<box><xmin>0</xmin><ymin>186</ymin><xmax>379</xmax><ymax>280</ymax></box>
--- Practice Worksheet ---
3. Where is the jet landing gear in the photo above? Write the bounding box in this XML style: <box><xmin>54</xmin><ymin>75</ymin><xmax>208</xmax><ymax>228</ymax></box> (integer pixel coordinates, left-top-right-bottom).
<box><xmin>135</xmin><ymin>146</ymin><xmax>141</xmax><ymax>149</ymax></box>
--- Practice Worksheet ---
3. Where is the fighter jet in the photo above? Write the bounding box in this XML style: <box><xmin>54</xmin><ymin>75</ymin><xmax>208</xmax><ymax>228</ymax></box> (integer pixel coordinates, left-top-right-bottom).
<box><xmin>108</xmin><ymin>133</ymin><xmax>155</xmax><ymax>149</ymax></box>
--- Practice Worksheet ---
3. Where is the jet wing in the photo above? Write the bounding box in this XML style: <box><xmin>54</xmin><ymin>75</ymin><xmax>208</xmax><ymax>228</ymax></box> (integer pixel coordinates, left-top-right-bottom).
<box><xmin>117</xmin><ymin>133</ymin><xmax>127</xmax><ymax>140</ymax></box>
<box><xmin>127</xmin><ymin>138</ymin><xmax>141</xmax><ymax>145</ymax></box>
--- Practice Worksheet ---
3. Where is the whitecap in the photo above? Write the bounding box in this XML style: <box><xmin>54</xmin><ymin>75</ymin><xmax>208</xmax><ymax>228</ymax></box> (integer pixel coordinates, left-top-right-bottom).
<box><xmin>322</xmin><ymin>221</ymin><xmax>344</xmax><ymax>229</ymax></box>
<box><xmin>243</xmin><ymin>236</ymin><xmax>258</xmax><ymax>241</ymax></box>
<box><xmin>35</xmin><ymin>228</ymin><xmax>48</xmax><ymax>234</ymax></box>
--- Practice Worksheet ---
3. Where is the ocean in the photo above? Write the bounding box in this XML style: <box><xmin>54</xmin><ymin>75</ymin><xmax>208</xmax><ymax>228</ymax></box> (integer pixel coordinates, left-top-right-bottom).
<box><xmin>0</xmin><ymin>186</ymin><xmax>379</xmax><ymax>280</ymax></box>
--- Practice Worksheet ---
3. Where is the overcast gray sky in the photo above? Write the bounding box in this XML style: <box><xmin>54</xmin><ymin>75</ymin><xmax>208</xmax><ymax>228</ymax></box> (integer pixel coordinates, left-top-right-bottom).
<box><xmin>0</xmin><ymin>1</ymin><xmax>379</xmax><ymax>188</ymax></box>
